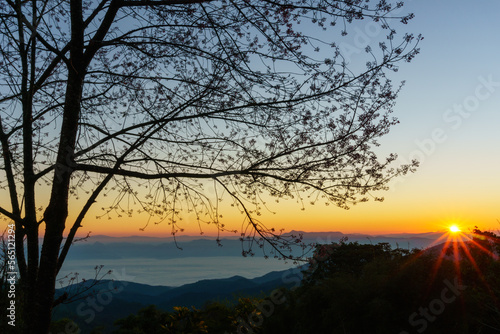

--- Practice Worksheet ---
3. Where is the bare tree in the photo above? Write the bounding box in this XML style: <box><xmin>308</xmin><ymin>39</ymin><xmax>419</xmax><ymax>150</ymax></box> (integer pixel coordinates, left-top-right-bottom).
<box><xmin>0</xmin><ymin>0</ymin><xmax>420</xmax><ymax>332</ymax></box>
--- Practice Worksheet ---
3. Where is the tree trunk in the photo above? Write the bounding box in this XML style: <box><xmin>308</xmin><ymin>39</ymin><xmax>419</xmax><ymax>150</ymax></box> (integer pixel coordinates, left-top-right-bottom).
<box><xmin>29</xmin><ymin>85</ymin><xmax>84</xmax><ymax>334</ymax></box>
<box><xmin>26</xmin><ymin>1</ymin><xmax>85</xmax><ymax>331</ymax></box>
<box><xmin>27</xmin><ymin>84</ymin><xmax>84</xmax><ymax>334</ymax></box>
<box><xmin>30</xmin><ymin>218</ymin><xmax>66</xmax><ymax>333</ymax></box>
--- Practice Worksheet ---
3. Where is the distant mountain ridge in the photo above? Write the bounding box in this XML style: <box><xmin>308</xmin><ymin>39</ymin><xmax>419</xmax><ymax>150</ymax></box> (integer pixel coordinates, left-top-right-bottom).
<box><xmin>66</xmin><ymin>231</ymin><xmax>446</xmax><ymax>260</ymax></box>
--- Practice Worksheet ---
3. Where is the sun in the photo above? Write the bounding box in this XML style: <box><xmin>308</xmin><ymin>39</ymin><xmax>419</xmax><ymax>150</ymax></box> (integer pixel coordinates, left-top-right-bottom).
<box><xmin>449</xmin><ymin>225</ymin><xmax>461</xmax><ymax>233</ymax></box>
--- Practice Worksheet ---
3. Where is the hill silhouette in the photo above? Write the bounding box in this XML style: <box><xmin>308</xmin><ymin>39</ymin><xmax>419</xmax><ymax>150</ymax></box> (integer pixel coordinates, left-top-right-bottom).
<box><xmin>52</xmin><ymin>268</ymin><xmax>301</xmax><ymax>333</ymax></box>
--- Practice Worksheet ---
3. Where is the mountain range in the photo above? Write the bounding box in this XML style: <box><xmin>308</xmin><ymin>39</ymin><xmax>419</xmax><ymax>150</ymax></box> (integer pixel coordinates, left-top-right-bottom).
<box><xmin>53</xmin><ymin>267</ymin><xmax>302</xmax><ymax>333</ymax></box>
<box><xmin>65</xmin><ymin>230</ymin><xmax>448</xmax><ymax>260</ymax></box>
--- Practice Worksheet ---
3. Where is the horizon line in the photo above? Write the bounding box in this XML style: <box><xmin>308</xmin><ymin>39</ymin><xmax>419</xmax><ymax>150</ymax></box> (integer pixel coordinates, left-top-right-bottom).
<box><xmin>66</xmin><ymin>229</ymin><xmax>453</xmax><ymax>239</ymax></box>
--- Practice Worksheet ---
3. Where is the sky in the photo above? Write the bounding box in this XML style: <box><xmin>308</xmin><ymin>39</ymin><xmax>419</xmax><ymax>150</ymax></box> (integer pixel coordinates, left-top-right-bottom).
<box><xmin>373</xmin><ymin>0</ymin><xmax>500</xmax><ymax>234</ymax></box>
<box><xmin>80</xmin><ymin>0</ymin><xmax>500</xmax><ymax>237</ymax></box>
<box><xmin>78</xmin><ymin>0</ymin><xmax>500</xmax><ymax>237</ymax></box>
<box><xmin>3</xmin><ymin>1</ymin><xmax>499</xmax><ymax>238</ymax></box>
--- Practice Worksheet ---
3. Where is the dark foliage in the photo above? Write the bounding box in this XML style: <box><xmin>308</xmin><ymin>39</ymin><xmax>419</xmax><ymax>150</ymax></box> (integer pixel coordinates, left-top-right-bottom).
<box><xmin>111</xmin><ymin>229</ymin><xmax>500</xmax><ymax>334</ymax></box>
<box><xmin>263</xmin><ymin>230</ymin><xmax>500</xmax><ymax>334</ymax></box>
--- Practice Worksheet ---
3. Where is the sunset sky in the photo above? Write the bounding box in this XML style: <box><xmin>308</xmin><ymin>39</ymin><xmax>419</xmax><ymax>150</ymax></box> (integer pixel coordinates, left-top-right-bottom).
<box><xmin>75</xmin><ymin>0</ymin><xmax>500</xmax><ymax>237</ymax></box>
<box><xmin>3</xmin><ymin>1</ymin><xmax>499</xmax><ymax>238</ymax></box>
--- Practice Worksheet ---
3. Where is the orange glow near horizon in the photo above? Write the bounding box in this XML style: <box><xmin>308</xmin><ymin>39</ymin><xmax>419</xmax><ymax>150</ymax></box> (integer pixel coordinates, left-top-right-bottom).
<box><xmin>3</xmin><ymin>180</ymin><xmax>498</xmax><ymax>238</ymax></box>
<box><xmin>61</xmin><ymin>197</ymin><xmax>500</xmax><ymax>238</ymax></box>
<box><xmin>56</xmin><ymin>186</ymin><xmax>499</xmax><ymax>238</ymax></box>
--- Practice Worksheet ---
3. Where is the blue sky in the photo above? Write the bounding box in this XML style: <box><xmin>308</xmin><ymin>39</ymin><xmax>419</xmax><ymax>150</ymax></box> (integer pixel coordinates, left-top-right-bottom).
<box><xmin>377</xmin><ymin>0</ymin><xmax>500</xmax><ymax>232</ymax></box>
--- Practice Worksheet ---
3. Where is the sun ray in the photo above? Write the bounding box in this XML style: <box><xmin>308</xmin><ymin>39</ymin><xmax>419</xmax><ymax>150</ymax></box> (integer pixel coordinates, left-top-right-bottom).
<box><xmin>422</xmin><ymin>233</ymin><xmax>454</xmax><ymax>298</ymax></box>
<box><xmin>459</xmin><ymin>233</ymin><xmax>498</xmax><ymax>259</ymax></box>
<box><xmin>458</xmin><ymin>241</ymin><xmax>485</xmax><ymax>281</ymax></box>
<box><xmin>452</xmin><ymin>234</ymin><xmax>462</xmax><ymax>281</ymax></box>
<box><xmin>411</xmin><ymin>225</ymin><xmax>500</xmax><ymax>321</ymax></box>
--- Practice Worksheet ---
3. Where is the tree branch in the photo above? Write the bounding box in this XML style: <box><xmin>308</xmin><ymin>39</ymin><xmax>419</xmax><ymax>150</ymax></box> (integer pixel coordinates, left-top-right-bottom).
<box><xmin>121</xmin><ymin>0</ymin><xmax>213</xmax><ymax>6</ymax></box>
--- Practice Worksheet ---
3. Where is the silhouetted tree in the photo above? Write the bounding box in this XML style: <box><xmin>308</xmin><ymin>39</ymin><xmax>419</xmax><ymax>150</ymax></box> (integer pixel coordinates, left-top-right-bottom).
<box><xmin>0</xmin><ymin>0</ymin><xmax>420</xmax><ymax>332</ymax></box>
<box><xmin>302</xmin><ymin>240</ymin><xmax>416</xmax><ymax>283</ymax></box>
